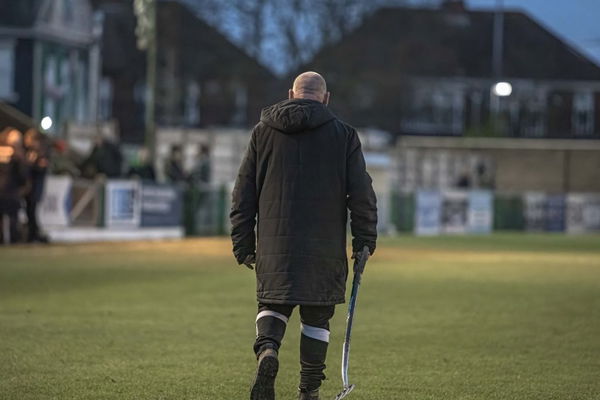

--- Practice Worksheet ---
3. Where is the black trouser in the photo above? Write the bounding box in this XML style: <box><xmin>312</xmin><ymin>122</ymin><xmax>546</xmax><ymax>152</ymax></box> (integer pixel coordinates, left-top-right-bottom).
<box><xmin>25</xmin><ymin>194</ymin><xmax>39</xmax><ymax>241</ymax></box>
<box><xmin>0</xmin><ymin>211</ymin><xmax>20</xmax><ymax>244</ymax></box>
<box><xmin>254</xmin><ymin>302</ymin><xmax>335</xmax><ymax>392</ymax></box>
<box><xmin>0</xmin><ymin>198</ymin><xmax>21</xmax><ymax>244</ymax></box>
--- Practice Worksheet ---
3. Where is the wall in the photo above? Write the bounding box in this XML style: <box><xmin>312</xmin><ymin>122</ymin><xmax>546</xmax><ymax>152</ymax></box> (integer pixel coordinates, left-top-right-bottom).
<box><xmin>396</xmin><ymin>137</ymin><xmax>600</xmax><ymax>193</ymax></box>
<box><xmin>489</xmin><ymin>149</ymin><xmax>600</xmax><ymax>192</ymax></box>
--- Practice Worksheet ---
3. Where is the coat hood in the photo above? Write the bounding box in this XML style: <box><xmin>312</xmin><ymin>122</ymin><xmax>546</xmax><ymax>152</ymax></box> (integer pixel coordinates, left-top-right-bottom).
<box><xmin>260</xmin><ymin>99</ymin><xmax>335</xmax><ymax>134</ymax></box>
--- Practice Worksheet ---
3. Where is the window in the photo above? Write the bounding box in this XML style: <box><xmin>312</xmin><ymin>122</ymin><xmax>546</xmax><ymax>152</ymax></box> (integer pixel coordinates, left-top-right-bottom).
<box><xmin>99</xmin><ymin>77</ymin><xmax>113</xmax><ymax>121</ymax></box>
<box><xmin>184</xmin><ymin>81</ymin><xmax>200</xmax><ymax>126</ymax></box>
<box><xmin>63</xmin><ymin>0</ymin><xmax>74</xmax><ymax>23</ymax></box>
<box><xmin>75</xmin><ymin>57</ymin><xmax>88</xmax><ymax>122</ymax></box>
<box><xmin>402</xmin><ymin>85</ymin><xmax>464</xmax><ymax>135</ymax></box>
<box><xmin>572</xmin><ymin>91</ymin><xmax>594</xmax><ymax>136</ymax></box>
<box><xmin>520</xmin><ymin>90</ymin><xmax>546</xmax><ymax>137</ymax></box>
<box><xmin>0</xmin><ymin>40</ymin><xmax>15</xmax><ymax>100</ymax></box>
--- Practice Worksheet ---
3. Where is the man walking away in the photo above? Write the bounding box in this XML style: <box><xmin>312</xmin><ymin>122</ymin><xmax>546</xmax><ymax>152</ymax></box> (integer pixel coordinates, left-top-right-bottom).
<box><xmin>230</xmin><ymin>71</ymin><xmax>377</xmax><ymax>400</ymax></box>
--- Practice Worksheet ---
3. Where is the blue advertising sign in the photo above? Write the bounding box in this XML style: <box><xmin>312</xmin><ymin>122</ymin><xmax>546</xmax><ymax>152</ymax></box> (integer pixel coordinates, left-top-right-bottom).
<box><xmin>468</xmin><ymin>190</ymin><xmax>493</xmax><ymax>234</ymax></box>
<box><xmin>105</xmin><ymin>180</ymin><xmax>141</xmax><ymax>228</ymax></box>
<box><xmin>140</xmin><ymin>184</ymin><xmax>183</xmax><ymax>227</ymax></box>
<box><xmin>415</xmin><ymin>190</ymin><xmax>442</xmax><ymax>236</ymax></box>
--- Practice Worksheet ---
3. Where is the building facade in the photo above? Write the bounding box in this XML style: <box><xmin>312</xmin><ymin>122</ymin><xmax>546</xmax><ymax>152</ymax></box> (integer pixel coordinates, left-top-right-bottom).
<box><xmin>303</xmin><ymin>1</ymin><xmax>600</xmax><ymax>139</ymax></box>
<box><xmin>0</xmin><ymin>0</ymin><xmax>102</xmax><ymax>134</ymax></box>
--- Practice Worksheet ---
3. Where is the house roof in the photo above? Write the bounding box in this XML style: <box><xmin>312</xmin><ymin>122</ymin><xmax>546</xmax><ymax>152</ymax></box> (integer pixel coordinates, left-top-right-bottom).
<box><xmin>307</xmin><ymin>6</ymin><xmax>600</xmax><ymax>82</ymax></box>
<box><xmin>0</xmin><ymin>0</ymin><xmax>43</xmax><ymax>27</ymax></box>
<box><xmin>95</xmin><ymin>1</ymin><xmax>144</xmax><ymax>75</ymax></box>
<box><xmin>97</xmin><ymin>0</ymin><xmax>273</xmax><ymax>80</ymax></box>
<box><xmin>0</xmin><ymin>102</ymin><xmax>35</xmax><ymax>133</ymax></box>
<box><xmin>157</xmin><ymin>1</ymin><xmax>273</xmax><ymax>82</ymax></box>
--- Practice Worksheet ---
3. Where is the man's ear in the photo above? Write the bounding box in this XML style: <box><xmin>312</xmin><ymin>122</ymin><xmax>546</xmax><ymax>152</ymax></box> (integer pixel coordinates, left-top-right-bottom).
<box><xmin>323</xmin><ymin>92</ymin><xmax>330</xmax><ymax>105</ymax></box>
<box><xmin>288</xmin><ymin>89</ymin><xmax>294</xmax><ymax>99</ymax></box>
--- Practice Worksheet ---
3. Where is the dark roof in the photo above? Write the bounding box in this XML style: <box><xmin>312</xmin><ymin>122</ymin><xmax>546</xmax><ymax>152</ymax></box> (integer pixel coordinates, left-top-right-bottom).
<box><xmin>0</xmin><ymin>0</ymin><xmax>43</xmax><ymax>27</ymax></box>
<box><xmin>0</xmin><ymin>102</ymin><xmax>35</xmax><ymax>133</ymax></box>
<box><xmin>157</xmin><ymin>1</ymin><xmax>272</xmax><ymax>81</ymax></box>
<box><xmin>97</xmin><ymin>0</ymin><xmax>273</xmax><ymax>80</ymax></box>
<box><xmin>96</xmin><ymin>2</ymin><xmax>144</xmax><ymax>75</ymax></box>
<box><xmin>307</xmin><ymin>6</ymin><xmax>600</xmax><ymax>81</ymax></box>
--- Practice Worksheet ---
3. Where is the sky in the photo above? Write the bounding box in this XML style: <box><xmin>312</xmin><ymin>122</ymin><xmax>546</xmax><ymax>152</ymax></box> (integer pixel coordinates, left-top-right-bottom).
<box><xmin>466</xmin><ymin>0</ymin><xmax>600</xmax><ymax>65</ymax></box>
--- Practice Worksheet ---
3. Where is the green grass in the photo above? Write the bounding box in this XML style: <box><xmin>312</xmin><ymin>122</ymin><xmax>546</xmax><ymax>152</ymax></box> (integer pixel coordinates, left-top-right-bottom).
<box><xmin>1</xmin><ymin>234</ymin><xmax>599</xmax><ymax>399</ymax></box>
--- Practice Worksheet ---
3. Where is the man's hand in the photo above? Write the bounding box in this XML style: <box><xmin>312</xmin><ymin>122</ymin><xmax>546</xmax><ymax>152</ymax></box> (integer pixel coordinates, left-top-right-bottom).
<box><xmin>351</xmin><ymin>247</ymin><xmax>371</xmax><ymax>261</ymax></box>
<box><xmin>242</xmin><ymin>253</ymin><xmax>256</xmax><ymax>270</ymax></box>
<box><xmin>351</xmin><ymin>246</ymin><xmax>371</xmax><ymax>274</ymax></box>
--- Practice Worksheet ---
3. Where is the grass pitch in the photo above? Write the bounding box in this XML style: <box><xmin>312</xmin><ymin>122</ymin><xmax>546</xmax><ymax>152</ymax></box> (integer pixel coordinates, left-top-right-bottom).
<box><xmin>1</xmin><ymin>234</ymin><xmax>599</xmax><ymax>400</ymax></box>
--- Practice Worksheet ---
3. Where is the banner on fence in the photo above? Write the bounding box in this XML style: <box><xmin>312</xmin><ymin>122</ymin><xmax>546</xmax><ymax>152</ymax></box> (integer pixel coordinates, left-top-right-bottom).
<box><xmin>104</xmin><ymin>180</ymin><xmax>141</xmax><ymax>228</ymax></box>
<box><xmin>468</xmin><ymin>190</ymin><xmax>493</xmax><ymax>233</ymax></box>
<box><xmin>566</xmin><ymin>194</ymin><xmax>600</xmax><ymax>233</ymax></box>
<box><xmin>524</xmin><ymin>192</ymin><xmax>546</xmax><ymax>231</ymax></box>
<box><xmin>39</xmin><ymin>175</ymin><xmax>72</xmax><ymax>227</ymax></box>
<box><xmin>441</xmin><ymin>191</ymin><xmax>469</xmax><ymax>234</ymax></box>
<box><xmin>415</xmin><ymin>190</ymin><xmax>442</xmax><ymax>235</ymax></box>
<box><xmin>545</xmin><ymin>195</ymin><xmax>566</xmax><ymax>232</ymax></box>
<box><xmin>140</xmin><ymin>184</ymin><xmax>182</xmax><ymax>227</ymax></box>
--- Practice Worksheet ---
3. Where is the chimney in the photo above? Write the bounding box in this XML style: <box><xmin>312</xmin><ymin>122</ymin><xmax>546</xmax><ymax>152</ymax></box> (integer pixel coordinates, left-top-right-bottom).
<box><xmin>442</xmin><ymin>0</ymin><xmax>467</xmax><ymax>12</ymax></box>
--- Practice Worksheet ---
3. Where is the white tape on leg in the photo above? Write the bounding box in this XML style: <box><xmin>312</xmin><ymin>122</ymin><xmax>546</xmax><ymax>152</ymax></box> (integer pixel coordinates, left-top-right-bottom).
<box><xmin>256</xmin><ymin>310</ymin><xmax>289</xmax><ymax>336</ymax></box>
<box><xmin>301</xmin><ymin>323</ymin><xmax>330</xmax><ymax>343</ymax></box>
<box><xmin>256</xmin><ymin>310</ymin><xmax>289</xmax><ymax>324</ymax></box>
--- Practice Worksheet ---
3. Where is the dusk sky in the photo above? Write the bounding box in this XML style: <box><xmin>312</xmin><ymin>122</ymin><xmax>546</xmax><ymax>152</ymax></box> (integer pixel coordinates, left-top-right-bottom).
<box><xmin>467</xmin><ymin>0</ymin><xmax>600</xmax><ymax>65</ymax></box>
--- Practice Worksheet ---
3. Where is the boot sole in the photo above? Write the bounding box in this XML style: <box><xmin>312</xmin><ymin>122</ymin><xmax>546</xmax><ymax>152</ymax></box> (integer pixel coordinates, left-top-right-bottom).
<box><xmin>250</xmin><ymin>354</ymin><xmax>279</xmax><ymax>400</ymax></box>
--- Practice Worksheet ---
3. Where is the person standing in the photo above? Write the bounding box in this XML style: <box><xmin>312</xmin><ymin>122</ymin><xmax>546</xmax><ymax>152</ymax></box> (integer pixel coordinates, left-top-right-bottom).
<box><xmin>230</xmin><ymin>71</ymin><xmax>377</xmax><ymax>400</ymax></box>
<box><xmin>0</xmin><ymin>128</ymin><xmax>27</xmax><ymax>244</ymax></box>
<box><xmin>189</xmin><ymin>144</ymin><xmax>211</xmax><ymax>187</ymax></box>
<box><xmin>23</xmin><ymin>129</ymin><xmax>50</xmax><ymax>243</ymax></box>
<box><xmin>164</xmin><ymin>145</ymin><xmax>187</xmax><ymax>183</ymax></box>
<box><xmin>127</xmin><ymin>147</ymin><xmax>156</xmax><ymax>181</ymax></box>
<box><xmin>83</xmin><ymin>135</ymin><xmax>123</xmax><ymax>178</ymax></box>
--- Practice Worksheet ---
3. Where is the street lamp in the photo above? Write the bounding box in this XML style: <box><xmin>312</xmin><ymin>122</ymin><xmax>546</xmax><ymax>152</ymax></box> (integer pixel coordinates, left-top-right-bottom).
<box><xmin>41</xmin><ymin>116</ymin><xmax>53</xmax><ymax>131</ymax></box>
<box><xmin>492</xmin><ymin>81</ymin><xmax>512</xmax><ymax>97</ymax></box>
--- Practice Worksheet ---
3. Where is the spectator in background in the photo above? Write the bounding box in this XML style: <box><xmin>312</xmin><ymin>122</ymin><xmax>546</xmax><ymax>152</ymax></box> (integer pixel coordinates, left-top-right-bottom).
<box><xmin>0</xmin><ymin>128</ymin><xmax>27</xmax><ymax>243</ymax></box>
<box><xmin>83</xmin><ymin>135</ymin><xmax>123</xmax><ymax>178</ymax></box>
<box><xmin>456</xmin><ymin>170</ymin><xmax>471</xmax><ymax>189</ymax></box>
<box><xmin>50</xmin><ymin>139</ymin><xmax>82</xmax><ymax>177</ymax></box>
<box><xmin>127</xmin><ymin>147</ymin><xmax>156</xmax><ymax>181</ymax></box>
<box><xmin>189</xmin><ymin>144</ymin><xmax>211</xmax><ymax>187</ymax></box>
<box><xmin>476</xmin><ymin>161</ymin><xmax>495</xmax><ymax>189</ymax></box>
<box><xmin>23</xmin><ymin>129</ymin><xmax>50</xmax><ymax>243</ymax></box>
<box><xmin>164</xmin><ymin>145</ymin><xmax>186</xmax><ymax>183</ymax></box>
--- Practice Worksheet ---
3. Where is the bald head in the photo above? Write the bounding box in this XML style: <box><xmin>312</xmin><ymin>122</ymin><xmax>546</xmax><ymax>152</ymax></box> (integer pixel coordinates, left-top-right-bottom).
<box><xmin>289</xmin><ymin>71</ymin><xmax>330</xmax><ymax>104</ymax></box>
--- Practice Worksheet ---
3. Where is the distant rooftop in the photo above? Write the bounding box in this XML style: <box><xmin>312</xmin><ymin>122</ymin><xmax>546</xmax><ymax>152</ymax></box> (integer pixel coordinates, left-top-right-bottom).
<box><xmin>309</xmin><ymin>4</ymin><xmax>600</xmax><ymax>81</ymax></box>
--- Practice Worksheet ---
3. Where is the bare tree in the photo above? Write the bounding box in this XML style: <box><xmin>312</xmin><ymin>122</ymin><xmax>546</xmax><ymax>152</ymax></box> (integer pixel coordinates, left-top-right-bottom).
<box><xmin>184</xmin><ymin>0</ymin><xmax>424</xmax><ymax>74</ymax></box>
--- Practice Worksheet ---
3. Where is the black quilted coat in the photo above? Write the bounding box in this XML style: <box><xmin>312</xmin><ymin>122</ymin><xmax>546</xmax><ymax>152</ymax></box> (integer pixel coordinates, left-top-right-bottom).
<box><xmin>230</xmin><ymin>99</ymin><xmax>377</xmax><ymax>305</ymax></box>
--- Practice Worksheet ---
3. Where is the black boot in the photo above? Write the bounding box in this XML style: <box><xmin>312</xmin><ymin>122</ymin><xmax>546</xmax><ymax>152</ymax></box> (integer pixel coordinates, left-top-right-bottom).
<box><xmin>298</xmin><ymin>388</ymin><xmax>319</xmax><ymax>400</ymax></box>
<box><xmin>250</xmin><ymin>346</ymin><xmax>279</xmax><ymax>400</ymax></box>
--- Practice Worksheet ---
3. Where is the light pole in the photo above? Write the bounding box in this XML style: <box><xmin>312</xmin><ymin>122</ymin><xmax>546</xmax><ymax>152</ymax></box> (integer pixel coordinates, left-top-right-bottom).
<box><xmin>134</xmin><ymin>0</ymin><xmax>157</xmax><ymax>158</ymax></box>
<box><xmin>491</xmin><ymin>0</ymin><xmax>504</xmax><ymax>80</ymax></box>
<box><xmin>490</xmin><ymin>0</ymin><xmax>509</xmax><ymax>121</ymax></box>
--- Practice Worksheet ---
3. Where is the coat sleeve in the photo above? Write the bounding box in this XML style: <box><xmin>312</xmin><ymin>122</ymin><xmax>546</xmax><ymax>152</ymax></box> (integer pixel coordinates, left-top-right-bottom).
<box><xmin>230</xmin><ymin>129</ymin><xmax>258</xmax><ymax>264</ymax></box>
<box><xmin>346</xmin><ymin>130</ymin><xmax>378</xmax><ymax>255</ymax></box>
